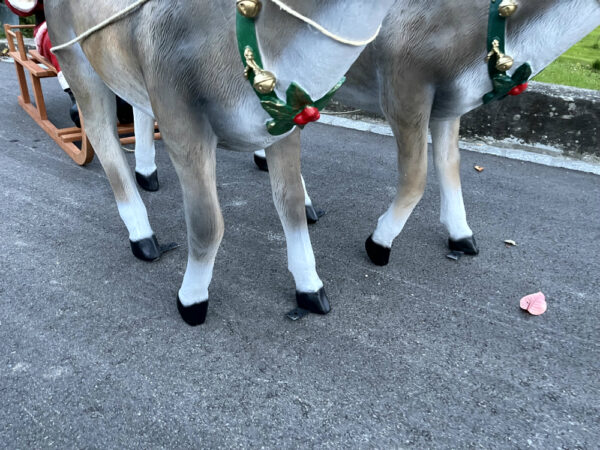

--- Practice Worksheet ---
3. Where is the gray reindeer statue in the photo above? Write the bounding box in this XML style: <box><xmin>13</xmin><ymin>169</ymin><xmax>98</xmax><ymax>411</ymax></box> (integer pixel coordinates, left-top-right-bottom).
<box><xmin>46</xmin><ymin>0</ymin><xmax>396</xmax><ymax>325</ymax></box>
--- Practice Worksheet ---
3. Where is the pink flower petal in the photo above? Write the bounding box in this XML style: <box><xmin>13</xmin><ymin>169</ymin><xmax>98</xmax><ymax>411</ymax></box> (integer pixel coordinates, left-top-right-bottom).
<box><xmin>520</xmin><ymin>292</ymin><xmax>547</xmax><ymax>316</ymax></box>
<box><xmin>528</xmin><ymin>298</ymin><xmax>547</xmax><ymax>315</ymax></box>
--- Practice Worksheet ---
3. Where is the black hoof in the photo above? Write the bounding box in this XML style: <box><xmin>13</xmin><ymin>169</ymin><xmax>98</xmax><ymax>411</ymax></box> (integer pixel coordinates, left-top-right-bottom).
<box><xmin>254</xmin><ymin>153</ymin><xmax>269</xmax><ymax>172</ymax></box>
<box><xmin>448</xmin><ymin>236</ymin><xmax>479</xmax><ymax>255</ymax></box>
<box><xmin>130</xmin><ymin>235</ymin><xmax>161</xmax><ymax>262</ymax></box>
<box><xmin>69</xmin><ymin>104</ymin><xmax>81</xmax><ymax>128</ymax></box>
<box><xmin>177</xmin><ymin>297</ymin><xmax>208</xmax><ymax>326</ymax></box>
<box><xmin>365</xmin><ymin>235</ymin><xmax>391</xmax><ymax>266</ymax></box>
<box><xmin>116</xmin><ymin>96</ymin><xmax>134</xmax><ymax>125</ymax></box>
<box><xmin>65</xmin><ymin>88</ymin><xmax>81</xmax><ymax>128</ymax></box>
<box><xmin>136</xmin><ymin>170</ymin><xmax>160</xmax><ymax>192</ymax></box>
<box><xmin>296</xmin><ymin>288</ymin><xmax>331</xmax><ymax>315</ymax></box>
<box><xmin>306</xmin><ymin>205</ymin><xmax>326</xmax><ymax>224</ymax></box>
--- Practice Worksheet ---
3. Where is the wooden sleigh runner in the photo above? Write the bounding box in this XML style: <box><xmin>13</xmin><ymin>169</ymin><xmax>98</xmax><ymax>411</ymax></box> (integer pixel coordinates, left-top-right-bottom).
<box><xmin>4</xmin><ymin>24</ymin><xmax>160</xmax><ymax>166</ymax></box>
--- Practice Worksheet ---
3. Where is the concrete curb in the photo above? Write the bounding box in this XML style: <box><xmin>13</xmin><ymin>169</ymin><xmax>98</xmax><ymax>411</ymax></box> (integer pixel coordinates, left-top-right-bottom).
<box><xmin>325</xmin><ymin>81</ymin><xmax>599</xmax><ymax>158</ymax></box>
<box><xmin>461</xmin><ymin>82</ymin><xmax>599</xmax><ymax>157</ymax></box>
<box><xmin>320</xmin><ymin>114</ymin><xmax>600</xmax><ymax>176</ymax></box>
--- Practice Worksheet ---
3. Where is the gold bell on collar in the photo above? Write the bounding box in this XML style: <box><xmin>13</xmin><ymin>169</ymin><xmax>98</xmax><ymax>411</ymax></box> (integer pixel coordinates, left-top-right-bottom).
<box><xmin>498</xmin><ymin>0</ymin><xmax>519</xmax><ymax>17</ymax></box>
<box><xmin>486</xmin><ymin>39</ymin><xmax>515</xmax><ymax>72</ymax></box>
<box><xmin>496</xmin><ymin>54</ymin><xmax>514</xmax><ymax>72</ymax></box>
<box><xmin>237</xmin><ymin>0</ymin><xmax>262</xmax><ymax>18</ymax></box>
<box><xmin>253</xmin><ymin>71</ymin><xmax>277</xmax><ymax>94</ymax></box>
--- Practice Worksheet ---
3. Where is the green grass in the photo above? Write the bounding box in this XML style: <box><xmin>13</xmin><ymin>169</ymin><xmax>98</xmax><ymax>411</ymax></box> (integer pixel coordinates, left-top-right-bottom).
<box><xmin>534</xmin><ymin>27</ymin><xmax>600</xmax><ymax>90</ymax></box>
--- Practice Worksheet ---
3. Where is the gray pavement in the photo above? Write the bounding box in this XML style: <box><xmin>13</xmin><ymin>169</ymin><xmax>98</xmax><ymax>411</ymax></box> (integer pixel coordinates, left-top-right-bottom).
<box><xmin>1</xmin><ymin>61</ymin><xmax>599</xmax><ymax>448</ymax></box>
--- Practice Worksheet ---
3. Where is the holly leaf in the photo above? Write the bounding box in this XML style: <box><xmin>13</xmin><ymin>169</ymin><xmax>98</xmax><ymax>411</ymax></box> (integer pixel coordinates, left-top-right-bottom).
<box><xmin>286</xmin><ymin>83</ymin><xmax>313</xmax><ymax>111</ymax></box>
<box><xmin>482</xmin><ymin>91</ymin><xmax>497</xmax><ymax>104</ymax></box>
<box><xmin>314</xmin><ymin>77</ymin><xmax>346</xmax><ymax>111</ymax></box>
<box><xmin>493</xmin><ymin>73</ymin><xmax>514</xmax><ymax>90</ymax></box>
<box><xmin>267</xmin><ymin>119</ymin><xmax>295</xmax><ymax>136</ymax></box>
<box><xmin>261</xmin><ymin>99</ymin><xmax>295</xmax><ymax>122</ymax></box>
<box><xmin>483</xmin><ymin>64</ymin><xmax>532</xmax><ymax>104</ymax></box>
<box><xmin>484</xmin><ymin>74</ymin><xmax>514</xmax><ymax>103</ymax></box>
<box><xmin>512</xmin><ymin>63</ymin><xmax>532</xmax><ymax>85</ymax></box>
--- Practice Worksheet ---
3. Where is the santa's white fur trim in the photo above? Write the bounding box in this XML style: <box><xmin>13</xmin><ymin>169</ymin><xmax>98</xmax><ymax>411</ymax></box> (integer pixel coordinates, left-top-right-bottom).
<box><xmin>6</xmin><ymin>0</ymin><xmax>38</xmax><ymax>14</ymax></box>
<box><xmin>34</xmin><ymin>21</ymin><xmax>47</xmax><ymax>51</ymax></box>
<box><xmin>57</xmin><ymin>72</ymin><xmax>70</xmax><ymax>91</ymax></box>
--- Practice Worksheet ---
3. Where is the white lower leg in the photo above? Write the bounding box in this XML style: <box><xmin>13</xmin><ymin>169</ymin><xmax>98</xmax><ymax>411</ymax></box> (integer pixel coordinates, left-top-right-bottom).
<box><xmin>439</xmin><ymin>185</ymin><xmax>472</xmax><ymax>240</ymax></box>
<box><xmin>57</xmin><ymin>71</ymin><xmax>70</xmax><ymax>90</ymax></box>
<box><xmin>133</xmin><ymin>108</ymin><xmax>157</xmax><ymax>177</ymax></box>
<box><xmin>371</xmin><ymin>200</ymin><xmax>418</xmax><ymax>248</ymax></box>
<box><xmin>283</xmin><ymin>226</ymin><xmax>323</xmax><ymax>293</ymax></box>
<box><xmin>265</xmin><ymin>129</ymin><xmax>323</xmax><ymax>293</ymax></box>
<box><xmin>116</xmin><ymin>197</ymin><xmax>154</xmax><ymax>242</ymax></box>
<box><xmin>431</xmin><ymin>119</ymin><xmax>473</xmax><ymax>240</ymax></box>
<box><xmin>86</xmin><ymin>126</ymin><xmax>154</xmax><ymax>242</ymax></box>
<box><xmin>301</xmin><ymin>176</ymin><xmax>314</xmax><ymax>208</ymax></box>
<box><xmin>178</xmin><ymin>257</ymin><xmax>214</xmax><ymax>306</ymax></box>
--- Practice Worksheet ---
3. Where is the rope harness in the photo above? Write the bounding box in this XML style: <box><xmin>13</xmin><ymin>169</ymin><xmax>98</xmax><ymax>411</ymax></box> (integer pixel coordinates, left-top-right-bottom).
<box><xmin>268</xmin><ymin>0</ymin><xmax>381</xmax><ymax>47</ymax></box>
<box><xmin>50</xmin><ymin>0</ymin><xmax>151</xmax><ymax>53</ymax></box>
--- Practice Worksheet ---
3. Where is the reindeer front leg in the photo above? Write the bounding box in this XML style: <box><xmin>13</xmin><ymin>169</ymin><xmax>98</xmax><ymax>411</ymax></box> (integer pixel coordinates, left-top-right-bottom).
<box><xmin>430</xmin><ymin>118</ymin><xmax>478</xmax><ymax>255</ymax></box>
<box><xmin>265</xmin><ymin>129</ymin><xmax>330</xmax><ymax>314</ymax></box>
<box><xmin>152</xmin><ymin>101</ymin><xmax>224</xmax><ymax>326</ymax></box>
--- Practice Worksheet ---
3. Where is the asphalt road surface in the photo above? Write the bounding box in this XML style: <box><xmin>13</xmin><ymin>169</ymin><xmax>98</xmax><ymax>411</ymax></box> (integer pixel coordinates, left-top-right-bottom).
<box><xmin>1</xmin><ymin>62</ymin><xmax>599</xmax><ymax>448</ymax></box>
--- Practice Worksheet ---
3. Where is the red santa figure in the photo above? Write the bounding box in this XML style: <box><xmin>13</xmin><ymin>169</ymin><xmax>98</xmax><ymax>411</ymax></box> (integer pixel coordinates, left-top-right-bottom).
<box><xmin>4</xmin><ymin>0</ymin><xmax>133</xmax><ymax>127</ymax></box>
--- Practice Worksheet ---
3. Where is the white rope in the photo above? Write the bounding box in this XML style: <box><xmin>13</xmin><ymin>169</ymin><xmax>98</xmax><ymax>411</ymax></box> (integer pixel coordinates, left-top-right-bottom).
<box><xmin>268</xmin><ymin>0</ymin><xmax>381</xmax><ymax>47</ymax></box>
<box><xmin>50</xmin><ymin>0</ymin><xmax>151</xmax><ymax>53</ymax></box>
<box><xmin>50</xmin><ymin>0</ymin><xmax>380</xmax><ymax>53</ymax></box>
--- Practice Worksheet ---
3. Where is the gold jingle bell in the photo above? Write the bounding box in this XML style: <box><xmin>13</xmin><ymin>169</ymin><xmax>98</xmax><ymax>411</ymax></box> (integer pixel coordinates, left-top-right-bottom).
<box><xmin>496</xmin><ymin>54</ymin><xmax>514</xmax><ymax>72</ymax></box>
<box><xmin>243</xmin><ymin>47</ymin><xmax>277</xmax><ymax>94</ymax></box>
<box><xmin>498</xmin><ymin>0</ymin><xmax>518</xmax><ymax>17</ymax></box>
<box><xmin>237</xmin><ymin>0</ymin><xmax>262</xmax><ymax>19</ymax></box>
<box><xmin>486</xmin><ymin>39</ymin><xmax>515</xmax><ymax>72</ymax></box>
<box><xmin>253</xmin><ymin>71</ymin><xmax>277</xmax><ymax>94</ymax></box>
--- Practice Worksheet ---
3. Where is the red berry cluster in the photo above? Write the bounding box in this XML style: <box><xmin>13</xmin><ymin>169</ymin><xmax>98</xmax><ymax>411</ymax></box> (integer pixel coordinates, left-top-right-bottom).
<box><xmin>508</xmin><ymin>82</ymin><xmax>528</xmax><ymax>96</ymax></box>
<box><xmin>294</xmin><ymin>107</ymin><xmax>321</xmax><ymax>126</ymax></box>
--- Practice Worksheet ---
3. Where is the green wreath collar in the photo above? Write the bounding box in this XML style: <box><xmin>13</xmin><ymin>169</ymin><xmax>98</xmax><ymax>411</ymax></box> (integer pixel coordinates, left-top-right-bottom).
<box><xmin>236</xmin><ymin>1</ymin><xmax>345</xmax><ymax>136</ymax></box>
<box><xmin>483</xmin><ymin>0</ymin><xmax>532</xmax><ymax>104</ymax></box>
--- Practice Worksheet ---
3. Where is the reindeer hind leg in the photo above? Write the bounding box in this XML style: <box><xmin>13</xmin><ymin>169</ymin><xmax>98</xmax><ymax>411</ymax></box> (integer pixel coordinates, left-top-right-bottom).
<box><xmin>255</xmin><ymin>149</ymin><xmax>325</xmax><ymax>225</ymax></box>
<box><xmin>367</xmin><ymin>83</ymin><xmax>434</xmax><ymax>265</ymax></box>
<box><xmin>133</xmin><ymin>107</ymin><xmax>160</xmax><ymax>192</ymax></box>
<box><xmin>57</xmin><ymin>51</ymin><xmax>162</xmax><ymax>261</ymax></box>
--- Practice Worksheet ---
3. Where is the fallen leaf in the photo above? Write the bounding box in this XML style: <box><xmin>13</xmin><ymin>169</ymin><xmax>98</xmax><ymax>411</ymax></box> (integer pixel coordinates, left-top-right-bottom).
<box><xmin>474</xmin><ymin>165</ymin><xmax>484</xmax><ymax>172</ymax></box>
<box><xmin>520</xmin><ymin>292</ymin><xmax>547</xmax><ymax>316</ymax></box>
<box><xmin>504</xmin><ymin>239</ymin><xmax>517</xmax><ymax>246</ymax></box>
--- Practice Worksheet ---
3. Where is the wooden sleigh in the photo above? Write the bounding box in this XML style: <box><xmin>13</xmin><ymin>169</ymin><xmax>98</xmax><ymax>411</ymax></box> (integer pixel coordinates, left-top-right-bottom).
<box><xmin>4</xmin><ymin>24</ymin><xmax>160</xmax><ymax>166</ymax></box>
